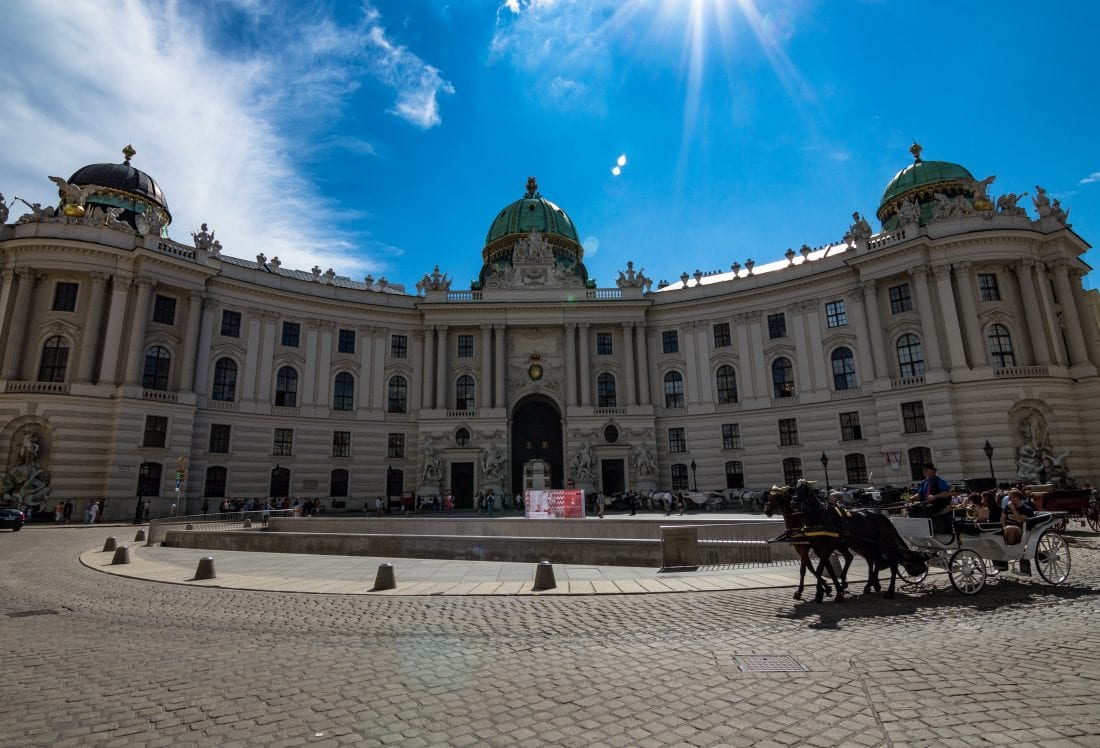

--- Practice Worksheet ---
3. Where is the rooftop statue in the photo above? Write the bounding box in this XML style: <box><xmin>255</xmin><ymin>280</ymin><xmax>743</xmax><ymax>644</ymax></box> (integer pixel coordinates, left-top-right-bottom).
<box><xmin>996</xmin><ymin>192</ymin><xmax>1028</xmax><ymax>216</ymax></box>
<box><xmin>15</xmin><ymin>197</ymin><xmax>55</xmax><ymax>223</ymax></box>
<box><xmin>897</xmin><ymin>198</ymin><xmax>921</xmax><ymax>225</ymax></box>
<box><xmin>615</xmin><ymin>261</ymin><xmax>651</xmax><ymax>290</ymax></box>
<box><xmin>192</xmin><ymin>223</ymin><xmax>216</xmax><ymax>251</ymax></box>
<box><xmin>416</xmin><ymin>265</ymin><xmax>452</xmax><ymax>294</ymax></box>
<box><xmin>1033</xmin><ymin>185</ymin><xmax>1052</xmax><ymax>215</ymax></box>
<box><xmin>0</xmin><ymin>194</ymin><xmax>8</xmax><ymax>224</ymax></box>
<box><xmin>967</xmin><ymin>175</ymin><xmax>997</xmax><ymax>210</ymax></box>
<box><xmin>931</xmin><ymin>192</ymin><xmax>973</xmax><ymax>221</ymax></box>
<box><xmin>846</xmin><ymin>211</ymin><xmax>873</xmax><ymax>245</ymax></box>
<box><xmin>48</xmin><ymin>176</ymin><xmax>101</xmax><ymax>218</ymax></box>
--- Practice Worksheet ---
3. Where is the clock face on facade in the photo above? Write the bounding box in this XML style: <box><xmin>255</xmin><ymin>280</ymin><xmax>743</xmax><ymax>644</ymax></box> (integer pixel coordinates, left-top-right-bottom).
<box><xmin>528</xmin><ymin>363</ymin><xmax>543</xmax><ymax>381</ymax></box>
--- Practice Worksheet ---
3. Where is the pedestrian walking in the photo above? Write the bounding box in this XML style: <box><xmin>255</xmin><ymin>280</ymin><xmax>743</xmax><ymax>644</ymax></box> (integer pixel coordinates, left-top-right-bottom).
<box><xmin>629</xmin><ymin>492</ymin><xmax>637</xmax><ymax>516</ymax></box>
<box><xmin>486</xmin><ymin>491</ymin><xmax>495</xmax><ymax>516</ymax></box>
<box><xmin>596</xmin><ymin>492</ymin><xmax>605</xmax><ymax>519</ymax></box>
<box><xmin>201</xmin><ymin>498</ymin><xmax>209</xmax><ymax>515</ymax></box>
<box><xmin>63</xmin><ymin>499</ymin><xmax>73</xmax><ymax>524</ymax></box>
<box><xmin>54</xmin><ymin>502</ymin><xmax>64</xmax><ymax>523</ymax></box>
<box><xmin>87</xmin><ymin>501</ymin><xmax>99</xmax><ymax>524</ymax></box>
<box><xmin>142</xmin><ymin>499</ymin><xmax>150</xmax><ymax>521</ymax></box>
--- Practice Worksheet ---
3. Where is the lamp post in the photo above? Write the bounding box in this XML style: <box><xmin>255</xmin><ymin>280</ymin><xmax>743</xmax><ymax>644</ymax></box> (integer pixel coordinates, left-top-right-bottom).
<box><xmin>690</xmin><ymin>459</ymin><xmax>698</xmax><ymax>492</ymax></box>
<box><xmin>983</xmin><ymin>440</ymin><xmax>995</xmax><ymax>488</ymax></box>
<box><xmin>820</xmin><ymin>452</ymin><xmax>830</xmax><ymax>492</ymax></box>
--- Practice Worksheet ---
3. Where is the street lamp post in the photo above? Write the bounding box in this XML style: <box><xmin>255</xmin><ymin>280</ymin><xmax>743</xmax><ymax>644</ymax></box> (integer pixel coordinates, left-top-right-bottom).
<box><xmin>820</xmin><ymin>452</ymin><xmax>830</xmax><ymax>492</ymax></box>
<box><xmin>983</xmin><ymin>440</ymin><xmax>995</xmax><ymax>489</ymax></box>
<box><xmin>690</xmin><ymin>459</ymin><xmax>698</xmax><ymax>492</ymax></box>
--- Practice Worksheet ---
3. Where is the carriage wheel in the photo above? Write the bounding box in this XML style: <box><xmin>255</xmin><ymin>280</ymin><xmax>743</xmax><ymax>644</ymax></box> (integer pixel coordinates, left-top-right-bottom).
<box><xmin>1052</xmin><ymin>515</ymin><xmax>1067</xmax><ymax>533</ymax></box>
<box><xmin>1087</xmin><ymin>504</ymin><xmax>1100</xmax><ymax>533</ymax></box>
<box><xmin>1035</xmin><ymin>530</ymin><xmax>1071</xmax><ymax>585</ymax></box>
<box><xmin>948</xmin><ymin>549</ymin><xmax>986</xmax><ymax>595</ymax></box>
<box><xmin>897</xmin><ymin>559</ymin><xmax>928</xmax><ymax>586</ymax></box>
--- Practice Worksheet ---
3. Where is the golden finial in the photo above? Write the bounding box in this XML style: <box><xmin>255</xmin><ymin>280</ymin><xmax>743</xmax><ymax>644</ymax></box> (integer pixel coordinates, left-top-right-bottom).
<box><xmin>909</xmin><ymin>142</ymin><xmax>922</xmax><ymax>162</ymax></box>
<box><xmin>122</xmin><ymin>144</ymin><xmax>136</xmax><ymax>163</ymax></box>
<box><xmin>525</xmin><ymin>176</ymin><xmax>539</xmax><ymax>197</ymax></box>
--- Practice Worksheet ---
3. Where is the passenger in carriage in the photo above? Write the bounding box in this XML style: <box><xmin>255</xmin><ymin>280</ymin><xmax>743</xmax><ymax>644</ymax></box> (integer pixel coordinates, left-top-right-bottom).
<box><xmin>1002</xmin><ymin>490</ymin><xmax>1036</xmax><ymax>545</ymax></box>
<box><xmin>980</xmin><ymin>491</ymin><xmax>1000</xmax><ymax>523</ymax></box>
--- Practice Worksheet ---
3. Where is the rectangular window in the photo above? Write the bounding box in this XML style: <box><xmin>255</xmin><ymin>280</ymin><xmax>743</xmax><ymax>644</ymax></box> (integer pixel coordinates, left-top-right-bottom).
<box><xmin>978</xmin><ymin>273</ymin><xmax>1001</xmax><ymax>301</ymax></box>
<box><xmin>209</xmin><ymin>424</ymin><xmax>231</xmax><ymax>454</ymax></box>
<box><xmin>668</xmin><ymin>427</ymin><xmax>686</xmax><ymax>454</ymax></box>
<box><xmin>888</xmin><ymin>284</ymin><xmax>913</xmax><ymax>314</ymax></box>
<box><xmin>767</xmin><ymin>313</ymin><xmax>786</xmax><ymax>339</ymax></box>
<box><xmin>457</xmin><ymin>334</ymin><xmax>474</xmax><ymax>358</ymax></box>
<box><xmin>901</xmin><ymin>401</ymin><xmax>927</xmax><ymax>434</ymax></box>
<box><xmin>839</xmin><ymin>412</ymin><xmax>863</xmax><ymax>441</ymax></box>
<box><xmin>152</xmin><ymin>294</ymin><xmax>176</xmax><ymax>325</ymax></box>
<box><xmin>332</xmin><ymin>431</ymin><xmax>351</xmax><ymax>458</ymax></box>
<box><xmin>52</xmin><ymin>282</ymin><xmax>78</xmax><ymax>312</ymax></box>
<box><xmin>662</xmin><ymin>330</ymin><xmax>679</xmax><ymax>354</ymax></box>
<box><xmin>825</xmin><ymin>300</ymin><xmax>848</xmax><ymax>328</ymax></box>
<box><xmin>387</xmin><ymin>433</ymin><xmax>405</xmax><ymax>459</ymax></box>
<box><xmin>220</xmin><ymin>310</ymin><xmax>241</xmax><ymax>337</ymax></box>
<box><xmin>281</xmin><ymin>321</ymin><xmax>300</xmax><ymax>347</ymax></box>
<box><xmin>338</xmin><ymin>328</ymin><xmax>356</xmax><ymax>354</ymax></box>
<box><xmin>142</xmin><ymin>415</ymin><xmax>168</xmax><ymax>448</ymax></box>
<box><xmin>778</xmin><ymin>418</ymin><xmax>799</xmax><ymax>447</ymax></box>
<box><xmin>273</xmin><ymin>428</ymin><xmax>293</xmax><ymax>456</ymax></box>
<box><xmin>721</xmin><ymin>423</ymin><xmax>741</xmax><ymax>450</ymax></box>
<box><xmin>596</xmin><ymin>332</ymin><xmax>613</xmax><ymax>355</ymax></box>
<box><xmin>845</xmin><ymin>454</ymin><xmax>869</xmax><ymax>484</ymax></box>
<box><xmin>713</xmin><ymin>322</ymin><xmax>731</xmax><ymax>348</ymax></box>
<box><xmin>391</xmin><ymin>334</ymin><xmax>408</xmax><ymax>358</ymax></box>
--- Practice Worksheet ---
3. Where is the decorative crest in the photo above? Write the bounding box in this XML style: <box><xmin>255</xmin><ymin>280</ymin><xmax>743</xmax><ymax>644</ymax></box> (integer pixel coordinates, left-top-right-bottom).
<box><xmin>122</xmin><ymin>143</ymin><xmax>136</xmax><ymax>163</ymax></box>
<box><xmin>909</xmin><ymin>142</ymin><xmax>923</xmax><ymax>162</ymax></box>
<box><xmin>525</xmin><ymin>176</ymin><xmax>539</xmax><ymax>197</ymax></box>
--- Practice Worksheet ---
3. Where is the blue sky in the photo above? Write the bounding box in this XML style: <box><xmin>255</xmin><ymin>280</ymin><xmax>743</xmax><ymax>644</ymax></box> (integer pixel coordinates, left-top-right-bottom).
<box><xmin>2</xmin><ymin>0</ymin><xmax>1098</xmax><ymax>290</ymax></box>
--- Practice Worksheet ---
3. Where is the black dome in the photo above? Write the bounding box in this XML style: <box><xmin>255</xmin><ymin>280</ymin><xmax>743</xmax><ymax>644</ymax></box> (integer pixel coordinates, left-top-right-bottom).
<box><xmin>68</xmin><ymin>161</ymin><xmax>169</xmax><ymax>212</ymax></box>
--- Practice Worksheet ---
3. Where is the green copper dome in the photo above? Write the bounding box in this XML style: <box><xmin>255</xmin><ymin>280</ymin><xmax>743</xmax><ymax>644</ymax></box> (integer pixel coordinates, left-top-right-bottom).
<box><xmin>485</xmin><ymin>177</ymin><xmax>579</xmax><ymax>245</ymax></box>
<box><xmin>877</xmin><ymin>143</ymin><xmax>975</xmax><ymax>229</ymax></box>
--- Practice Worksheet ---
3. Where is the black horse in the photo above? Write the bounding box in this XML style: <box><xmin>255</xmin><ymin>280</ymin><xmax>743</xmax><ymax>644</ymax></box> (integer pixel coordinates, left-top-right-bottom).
<box><xmin>791</xmin><ymin>481</ymin><xmax>928</xmax><ymax>602</ymax></box>
<box><xmin>764</xmin><ymin>486</ymin><xmax>851</xmax><ymax>600</ymax></box>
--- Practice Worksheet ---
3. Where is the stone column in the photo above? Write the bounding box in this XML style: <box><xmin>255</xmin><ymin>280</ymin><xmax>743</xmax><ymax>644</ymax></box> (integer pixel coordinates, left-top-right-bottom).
<box><xmin>359</xmin><ymin>324</ymin><xmax>375</xmax><ymax>410</ymax></box>
<box><xmin>805</xmin><ymin>300</ymin><xmax>828</xmax><ymax>390</ymax></box>
<box><xmin>192</xmin><ymin>298</ymin><xmax>218</xmax><ymax>396</ymax></box>
<box><xmin>952</xmin><ymin>261</ymin><xmax>986</xmax><ymax>368</ymax></box>
<box><xmin>1018</xmin><ymin>259</ymin><xmax>1050</xmax><ymax>365</ymax></box>
<box><xmin>732</xmin><ymin>313</ymin><xmax>756</xmax><ymax>399</ymax></box>
<box><xmin>1</xmin><ymin>270</ymin><xmax>37</xmax><ymax>380</ymax></box>
<box><xmin>1052</xmin><ymin>260</ymin><xmax>1091</xmax><ymax>367</ymax></box>
<box><xmin>565</xmin><ymin>323</ymin><xmax>577</xmax><ymax>406</ymax></box>
<box><xmin>622</xmin><ymin>321</ymin><xmax>637</xmax><ymax>406</ymax></box>
<box><xmin>682</xmin><ymin>323</ymin><xmax>700</xmax><ymax>405</ymax></box>
<box><xmin>790</xmin><ymin>303</ymin><xmax>812</xmax><ymax>392</ymax></box>
<box><xmin>694</xmin><ymin>321</ymin><xmax>713</xmax><ymax>402</ymax></box>
<box><xmin>315</xmin><ymin>321</ymin><xmax>334</xmax><ymax>408</ymax></box>
<box><xmin>932</xmin><ymin>265</ymin><xmax>967</xmax><ymax>372</ymax></box>
<box><xmin>481</xmin><ymin>324</ymin><xmax>493</xmax><ymax>408</ymax></box>
<box><xmin>179</xmin><ymin>290</ymin><xmax>205</xmax><ymax>392</ymax></box>
<box><xmin>493</xmin><ymin>324</ymin><xmax>506</xmax><ymax>408</ymax></box>
<box><xmin>98</xmin><ymin>276</ymin><xmax>132</xmax><ymax>385</ymax></box>
<box><xmin>860</xmin><ymin>280</ymin><xmax>889</xmax><ymax>379</ymax></box>
<box><xmin>846</xmin><ymin>289</ymin><xmax>874</xmax><ymax>385</ymax></box>
<box><xmin>371</xmin><ymin>327</ymin><xmax>386</xmax><ymax>410</ymax></box>
<box><xmin>301</xmin><ymin>322</ymin><xmax>320</xmax><ymax>406</ymax></box>
<box><xmin>0</xmin><ymin>270</ymin><xmax>15</xmax><ymax>361</ymax></box>
<box><xmin>241</xmin><ymin>308</ymin><xmax>263</xmax><ymax>402</ymax></box>
<box><xmin>746</xmin><ymin>312</ymin><xmax>765</xmax><ymax>397</ymax></box>
<box><xmin>909</xmin><ymin>265</ymin><xmax>943</xmax><ymax>371</ymax></box>
<box><xmin>578</xmin><ymin>323</ymin><xmax>591</xmax><ymax>406</ymax></box>
<box><xmin>123</xmin><ymin>278</ymin><xmax>156</xmax><ymax>385</ymax></box>
<box><xmin>255</xmin><ymin>312</ymin><xmax>278</xmax><ymax>403</ymax></box>
<box><xmin>1071</xmin><ymin>269</ymin><xmax>1100</xmax><ymax>368</ymax></box>
<box><xmin>1035</xmin><ymin>261</ymin><xmax>1067</xmax><ymax>365</ymax></box>
<box><xmin>435</xmin><ymin>324</ymin><xmax>448</xmax><ymax>409</ymax></box>
<box><xmin>635</xmin><ymin>322</ymin><xmax>650</xmax><ymax>406</ymax></box>
<box><xmin>421</xmin><ymin>326</ymin><xmax>435</xmax><ymax>409</ymax></box>
<box><xmin>409</xmin><ymin>330</ymin><xmax>423</xmax><ymax>413</ymax></box>
<box><xmin>76</xmin><ymin>272</ymin><xmax>110</xmax><ymax>383</ymax></box>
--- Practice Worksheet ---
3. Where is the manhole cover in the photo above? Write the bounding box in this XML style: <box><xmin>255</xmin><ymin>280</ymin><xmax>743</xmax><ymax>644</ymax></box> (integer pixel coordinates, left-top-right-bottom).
<box><xmin>7</xmin><ymin>609</ymin><xmax>59</xmax><ymax>618</ymax></box>
<box><xmin>734</xmin><ymin>654</ymin><xmax>806</xmax><ymax>672</ymax></box>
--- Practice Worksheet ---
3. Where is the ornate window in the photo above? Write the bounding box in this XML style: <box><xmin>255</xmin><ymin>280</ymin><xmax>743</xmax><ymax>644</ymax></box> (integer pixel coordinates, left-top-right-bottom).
<box><xmin>597</xmin><ymin>372</ymin><xmax>617</xmax><ymax>408</ymax></box>
<box><xmin>457</xmin><ymin>334</ymin><xmax>474</xmax><ymax>358</ymax></box>
<box><xmin>142</xmin><ymin>415</ymin><xmax>168</xmax><ymax>448</ymax></box>
<box><xmin>896</xmin><ymin>334</ymin><xmax>925</xmax><ymax>378</ymax></box>
<box><xmin>988</xmin><ymin>324</ymin><xmax>1016</xmax><ymax>368</ymax></box>
<box><xmin>978</xmin><ymin>273</ymin><xmax>1001</xmax><ymax>301</ymax></box>
<box><xmin>390</xmin><ymin>334</ymin><xmax>408</xmax><ymax>358</ymax></box>
<box><xmin>888</xmin><ymin>283</ymin><xmax>913</xmax><ymax>314</ymax></box>
<box><xmin>220</xmin><ymin>310</ymin><xmax>241</xmax><ymax>337</ymax></box>
<box><xmin>778</xmin><ymin>418</ymin><xmax>799</xmax><ymax>447</ymax></box>
<box><xmin>52</xmin><ymin>282</ymin><xmax>78</xmax><ymax>312</ymax></box>
<box><xmin>716</xmin><ymin>365</ymin><xmax>738</xmax><ymax>404</ymax></box>
<box><xmin>333</xmin><ymin>372</ymin><xmax>355</xmax><ymax>411</ymax></box>
<box><xmin>209</xmin><ymin>424</ymin><xmax>231</xmax><ymax>453</ymax></box>
<box><xmin>662</xmin><ymin>330</ymin><xmax>679</xmax><ymax>354</ymax></box>
<box><xmin>663</xmin><ymin>371</ymin><xmax>685</xmax><ymax>408</ymax></box>
<box><xmin>454</xmin><ymin>428</ymin><xmax>470</xmax><ymax>447</ymax></box>
<box><xmin>211</xmin><ymin>358</ymin><xmax>237</xmax><ymax>402</ymax></box>
<box><xmin>713</xmin><ymin>322</ymin><xmax>731</xmax><ymax>348</ymax></box>
<box><xmin>725</xmin><ymin>461</ymin><xmax>745</xmax><ymax>489</ymax></box>
<box><xmin>204</xmin><ymin>466</ymin><xmax>227</xmax><ymax>498</ymax></box>
<box><xmin>782</xmin><ymin>457</ymin><xmax>803</xmax><ymax>486</ymax></box>
<box><xmin>330</xmin><ymin>469</ymin><xmax>349</xmax><ymax>498</ymax></box>
<box><xmin>845</xmin><ymin>454</ymin><xmax>869</xmax><ymax>484</ymax></box>
<box><xmin>671</xmin><ymin>463</ymin><xmax>689</xmax><ymax>491</ymax></box>
<box><xmin>831</xmin><ymin>347</ymin><xmax>856</xmax><ymax>390</ymax></box>
<box><xmin>152</xmin><ymin>294</ymin><xmax>176</xmax><ymax>325</ymax></box>
<box><xmin>38</xmin><ymin>336</ymin><xmax>70</xmax><ymax>382</ymax></box>
<box><xmin>142</xmin><ymin>346</ymin><xmax>171</xmax><ymax>391</ymax></box>
<box><xmin>771</xmin><ymin>357</ymin><xmax>794</xmax><ymax>398</ymax></box>
<box><xmin>596</xmin><ymin>332</ymin><xmax>613</xmax><ymax>355</ymax></box>
<box><xmin>767</xmin><ymin>313</ymin><xmax>786</xmax><ymax>339</ymax></box>
<box><xmin>273</xmin><ymin>428</ymin><xmax>293</xmax><ymax>456</ymax></box>
<box><xmin>908</xmin><ymin>446</ymin><xmax>932</xmax><ymax>481</ymax></box>
<box><xmin>387</xmin><ymin>376</ymin><xmax>408</xmax><ymax>413</ymax></box>
<box><xmin>668</xmin><ymin>427</ymin><xmax>686</xmax><ymax>453</ymax></box>
<box><xmin>281</xmin><ymin>321</ymin><xmax>300</xmax><ymax>347</ymax></box>
<box><xmin>338</xmin><ymin>329</ymin><xmax>355</xmax><ymax>354</ymax></box>
<box><xmin>825</xmin><ymin>300</ymin><xmax>848</xmax><ymax>328</ymax></box>
<box><xmin>333</xmin><ymin>431</ymin><xmax>352</xmax><ymax>458</ymax></box>
<box><xmin>455</xmin><ymin>374</ymin><xmax>475</xmax><ymax>410</ymax></box>
<box><xmin>902</xmin><ymin>401</ymin><xmax>927</xmax><ymax>434</ymax></box>
<box><xmin>721</xmin><ymin>423</ymin><xmax>741</xmax><ymax>450</ymax></box>
<box><xmin>275</xmin><ymin>366</ymin><xmax>298</xmax><ymax>407</ymax></box>
<box><xmin>839</xmin><ymin>411</ymin><xmax>862</xmax><ymax>441</ymax></box>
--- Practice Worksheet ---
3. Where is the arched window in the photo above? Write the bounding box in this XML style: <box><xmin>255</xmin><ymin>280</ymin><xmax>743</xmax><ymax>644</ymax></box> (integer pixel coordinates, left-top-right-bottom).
<box><xmin>782</xmin><ymin>457</ymin><xmax>803</xmax><ymax>486</ymax></box>
<box><xmin>275</xmin><ymin>366</ymin><xmax>298</xmax><ymax>407</ymax></box>
<box><xmin>831</xmin><ymin>347</ymin><xmax>856</xmax><ymax>390</ymax></box>
<box><xmin>988</xmin><ymin>324</ymin><xmax>1016</xmax><ymax>369</ymax></box>
<box><xmin>387</xmin><ymin>376</ymin><xmax>408</xmax><ymax>413</ymax></box>
<box><xmin>454</xmin><ymin>374</ymin><xmax>475</xmax><ymax>410</ymax></box>
<box><xmin>716</xmin><ymin>365</ymin><xmax>738</xmax><ymax>404</ymax></box>
<box><xmin>663</xmin><ymin>371</ymin><xmax>684</xmax><ymax>408</ymax></box>
<box><xmin>38</xmin><ymin>336</ymin><xmax>70</xmax><ymax>382</ymax></box>
<box><xmin>896</xmin><ymin>334</ymin><xmax>925</xmax><ymax>378</ymax></box>
<box><xmin>845</xmin><ymin>454</ymin><xmax>868</xmax><ymax>484</ymax></box>
<box><xmin>771</xmin><ymin>357</ymin><xmax>794</xmax><ymax>398</ymax></box>
<box><xmin>137</xmin><ymin>461</ymin><xmax>162</xmax><ymax>496</ymax></box>
<box><xmin>211</xmin><ymin>358</ymin><xmax>237</xmax><ymax>402</ymax></box>
<box><xmin>330</xmin><ymin>468</ymin><xmax>349</xmax><ymax>497</ymax></box>
<box><xmin>333</xmin><ymin>371</ymin><xmax>355</xmax><ymax>411</ymax></box>
<box><xmin>908</xmin><ymin>446</ymin><xmax>932</xmax><ymax>481</ymax></box>
<box><xmin>142</xmin><ymin>346</ymin><xmax>171</xmax><ymax>391</ymax></box>
<box><xmin>204</xmin><ymin>466</ymin><xmax>227</xmax><ymax>498</ymax></box>
<box><xmin>597</xmin><ymin>372</ymin><xmax>617</xmax><ymax>408</ymax></box>
<box><xmin>671</xmin><ymin>463</ymin><xmax>689</xmax><ymax>491</ymax></box>
<box><xmin>725</xmin><ymin>460</ymin><xmax>745</xmax><ymax>489</ymax></box>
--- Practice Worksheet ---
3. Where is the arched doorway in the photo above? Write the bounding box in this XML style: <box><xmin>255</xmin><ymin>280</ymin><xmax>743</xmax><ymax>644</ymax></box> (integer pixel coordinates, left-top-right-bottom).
<box><xmin>269</xmin><ymin>467</ymin><xmax>290</xmax><ymax>498</ymax></box>
<box><xmin>510</xmin><ymin>395</ymin><xmax>563</xmax><ymax>494</ymax></box>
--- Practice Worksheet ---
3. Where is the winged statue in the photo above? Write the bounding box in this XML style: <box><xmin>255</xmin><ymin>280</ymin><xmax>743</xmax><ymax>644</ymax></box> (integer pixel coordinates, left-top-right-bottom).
<box><xmin>48</xmin><ymin>176</ymin><xmax>102</xmax><ymax>217</ymax></box>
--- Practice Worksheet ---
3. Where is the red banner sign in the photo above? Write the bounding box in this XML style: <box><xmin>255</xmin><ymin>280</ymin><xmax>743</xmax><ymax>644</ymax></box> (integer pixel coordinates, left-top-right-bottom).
<box><xmin>525</xmin><ymin>489</ymin><xmax>586</xmax><ymax>519</ymax></box>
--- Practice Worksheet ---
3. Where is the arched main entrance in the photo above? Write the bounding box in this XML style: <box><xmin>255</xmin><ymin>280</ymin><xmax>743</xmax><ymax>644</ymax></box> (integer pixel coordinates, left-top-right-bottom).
<box><xmin>510</xmin><ymin>395</ymin><xmax>563</xmax><ymax>494</ymax></box>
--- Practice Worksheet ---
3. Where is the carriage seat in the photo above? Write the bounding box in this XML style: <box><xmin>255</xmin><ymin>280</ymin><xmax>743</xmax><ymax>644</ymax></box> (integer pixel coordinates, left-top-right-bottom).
<box><xmin>955</xmin><ymin>520</ymin><xmax>1004</xmax><ymax>537</ymax></box>
<box><xmin>1023</xmin><ymin>512</ymin><xmax>1053</xmax><ymax>532</ymax></box>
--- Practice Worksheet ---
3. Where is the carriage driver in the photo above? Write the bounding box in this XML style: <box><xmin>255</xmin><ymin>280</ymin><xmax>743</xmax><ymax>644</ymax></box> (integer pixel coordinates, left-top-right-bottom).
<box><xmin>910</xmin><ymin>463</ymin><xmax>952</xmax><ymax>518</ymax></box>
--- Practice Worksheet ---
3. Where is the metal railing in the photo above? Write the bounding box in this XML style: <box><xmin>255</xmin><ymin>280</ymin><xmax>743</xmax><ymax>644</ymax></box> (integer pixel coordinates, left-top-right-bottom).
<box><xmin>147</xmin><ymin>509</ymin><xmax>294</xmax><ymax>545</ymax></box>
<box><xmin>661</xmin><ymin>523</ymin><xmax>801</xmax><ymax>570</ymax></box>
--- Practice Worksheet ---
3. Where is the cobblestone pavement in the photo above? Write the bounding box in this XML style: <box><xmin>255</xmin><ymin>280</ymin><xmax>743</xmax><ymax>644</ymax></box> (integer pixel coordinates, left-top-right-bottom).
<box><xmin>2</xmin><ymin>527</ymin><xmax>1099</xmax><ymax>747</ymax></box>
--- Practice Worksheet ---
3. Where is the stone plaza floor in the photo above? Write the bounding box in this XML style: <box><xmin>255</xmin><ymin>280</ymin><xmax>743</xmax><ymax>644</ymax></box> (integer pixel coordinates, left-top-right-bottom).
<box><xmin>1</xmin><ymin>521</ymin><xmax>1099</xmax><ymax>747</ymax></box>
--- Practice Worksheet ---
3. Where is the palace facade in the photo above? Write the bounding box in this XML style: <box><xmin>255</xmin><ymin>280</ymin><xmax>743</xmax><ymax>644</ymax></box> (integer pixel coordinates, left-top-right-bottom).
<box><xmin>1</xmin><ymin>145</ymin><xmax>1097</xmax><ymax>519</ymax></box>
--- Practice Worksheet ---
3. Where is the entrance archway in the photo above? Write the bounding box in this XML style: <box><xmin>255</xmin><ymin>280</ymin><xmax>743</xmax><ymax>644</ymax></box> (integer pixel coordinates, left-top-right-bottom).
<box><xmin>510</xmin><ymin>395</ymin><xmax>563</xmax><ymax>494</ymax></box>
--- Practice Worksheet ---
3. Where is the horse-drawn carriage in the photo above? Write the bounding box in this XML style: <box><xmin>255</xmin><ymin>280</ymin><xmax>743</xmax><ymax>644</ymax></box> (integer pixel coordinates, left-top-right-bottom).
<box><xmin>1025</xmin><ymin>484</ymin><xmax>1099</xmax><ymax>532</ymax></box>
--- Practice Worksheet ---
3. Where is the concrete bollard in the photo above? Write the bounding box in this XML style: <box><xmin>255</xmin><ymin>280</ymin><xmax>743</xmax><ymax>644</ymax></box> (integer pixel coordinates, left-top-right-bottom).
<box><xmin>372</xmin><ymin>562</ymin><xmax>396</xmax><ymax>591</ymax></box>
<box><xmin>533</xmin><ymin>560</ymin><xmax>556</xmax><ymax>591</ymax></box>
<box><xmin>134</xmin><ymin>529</ymin><xmax>146</xmax><ymax>542</ymax></box>
<box><xmin>102</xmin><ymin>536</ymin><xmax>117</xmax><ymax>552</ymax></box>
<box><xmin>185</xmin><ymin>523</ymin><xmax>194</xmax><ymax>530</ymax></box>
<box><xmin>193</xmin><ymin>556</ymin><xmax>216</xmax><ymax>580</ymax></box>
<box><xmin>242</xmin><ymin>518</ymin><xmax>252</xmax><ymax>528</ymax></box>
<box><xmin>111</xmin><ymin>546</ymin><xmax>131</xmax><ymax>565</ymax></box>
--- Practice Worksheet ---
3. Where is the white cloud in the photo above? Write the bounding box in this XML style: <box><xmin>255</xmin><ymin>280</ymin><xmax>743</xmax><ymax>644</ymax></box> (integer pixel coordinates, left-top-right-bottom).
<box><xmin>1080</xmin><ymin>172</ymin><xmax>1100</xmax><ymax>185</ymax></box>
<box><xmin>0</xmin><ymin>1</ymin><xmax>451</xmax><ymax>278</ymax></box>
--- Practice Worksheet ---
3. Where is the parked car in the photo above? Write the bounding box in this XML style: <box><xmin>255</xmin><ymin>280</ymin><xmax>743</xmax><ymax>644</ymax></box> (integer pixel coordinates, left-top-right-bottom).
<box><xmin>0</xmin><ymin>507</ymin><xmax>26</xmax><ymax>531</ymax></box>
